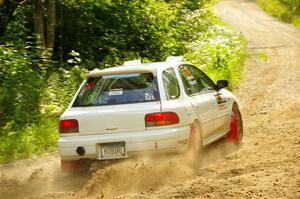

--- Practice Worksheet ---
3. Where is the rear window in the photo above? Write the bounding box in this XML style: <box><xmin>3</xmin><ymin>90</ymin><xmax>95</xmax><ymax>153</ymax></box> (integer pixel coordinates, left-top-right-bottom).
<box><xmin>73</xmin><ymin>73</ymin><xmax>160</xmax><ymax>107</ymax></box>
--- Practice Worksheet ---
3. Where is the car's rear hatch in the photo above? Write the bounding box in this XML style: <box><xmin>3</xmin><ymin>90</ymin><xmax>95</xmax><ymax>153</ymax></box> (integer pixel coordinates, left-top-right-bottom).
<box><xmin>64</xmin><ymin>102</ymin><xmax>161</xmax><ymax>135</ymax></box>
<box><xmin>63</xmin><ymin>72</ymin><xmax>161</xmax><ymax>135</ymax></box>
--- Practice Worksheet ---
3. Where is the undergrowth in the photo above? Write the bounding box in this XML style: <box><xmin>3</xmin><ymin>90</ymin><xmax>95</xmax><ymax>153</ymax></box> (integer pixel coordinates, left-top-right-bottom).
<box><xmin>257</xmin><ymin>0</ymin><xmax>300</xmax><ymax>27</ymax></box>
<box><xmin>0</xmin><ymin>118</ymin><xmax>58</xmax><ymax>163</ymax></box>
<box><xmin>185</xmin><ymin>21</ymin><xmax>246</xmax><ymax>89</ymax></box>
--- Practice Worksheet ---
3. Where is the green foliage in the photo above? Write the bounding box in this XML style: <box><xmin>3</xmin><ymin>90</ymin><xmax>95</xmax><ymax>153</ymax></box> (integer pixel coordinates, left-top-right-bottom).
<box><xmin>56</xmin><ymin>0</ymin><xmax>220</xmax><ymax>68</ymax></box>
<box><xmin>185</xmin><ymin>24</ymin><xmax>246</xmax><ymax>89</ymax></box>
<box><xmin>41</xmin><ymin>66</ymin><xmax>87</xmax><ymax>117</ymax></box>
<box><xmin>58</xmin><ymin>0</ymin><xmax>175</xmax><ymax>67</ymax></box>
<box><xmin>257</xmin><ymin>0</ymin><xmax>300</xmax><ymax>27</ymax></box>
<box><xmin>0</xmin><ymin>49</ymin><xmax>85</xmax><ymax>163</ymax></box>
<box><xmin>0</xmin><ymin>118</ymin><xmax>58</xmax><ymax>163</ymax></box>
<box><xmin>0</xmin><ymin>44</ymin><xmax>44</xmax><ymax>125</ymax></box>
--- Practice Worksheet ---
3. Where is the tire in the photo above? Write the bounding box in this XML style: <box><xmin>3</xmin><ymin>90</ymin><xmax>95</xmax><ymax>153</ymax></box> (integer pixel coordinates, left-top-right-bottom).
<box><xmin>226</xmin><ymin>103</ymin><xmax>243</xmax><ymax>144</ymax></box>
<box><xmin>61</xmin><ymin>159</ymin><xmax>91</xmax><ymax>173</ymax></box>
<box><xmin>188</xmin><ymin>121</ymin><xmax>202</xmax><ymax>152</ymax></box>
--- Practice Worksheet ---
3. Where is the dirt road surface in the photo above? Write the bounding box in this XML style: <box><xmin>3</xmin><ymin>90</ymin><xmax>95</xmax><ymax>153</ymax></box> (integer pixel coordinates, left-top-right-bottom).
<box><xmin>0</xmin><ymin>0</ymin><xmax>299</xmax><ymax>198</ymax></box>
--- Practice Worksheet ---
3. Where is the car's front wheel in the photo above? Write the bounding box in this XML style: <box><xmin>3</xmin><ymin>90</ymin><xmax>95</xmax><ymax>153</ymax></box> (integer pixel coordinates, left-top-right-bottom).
<box><xmin>226</xmin><ymin>103</ymin><xmax>243</xmax><ymax>144</ymax></box>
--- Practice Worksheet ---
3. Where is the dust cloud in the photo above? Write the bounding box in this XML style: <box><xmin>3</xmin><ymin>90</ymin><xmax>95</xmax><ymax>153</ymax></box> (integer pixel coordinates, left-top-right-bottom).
<box><xmin>0</xmin><ymin>141</ymin><xmax>238</xmax><ymax>199</ymax></box>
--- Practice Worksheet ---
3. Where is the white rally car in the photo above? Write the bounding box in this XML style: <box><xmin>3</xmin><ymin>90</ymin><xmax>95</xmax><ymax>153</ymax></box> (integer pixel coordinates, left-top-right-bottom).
<box><xmin>58</xmin><ymin>57</ymin><xmax>243</xmax><ymax>171</ymax></box>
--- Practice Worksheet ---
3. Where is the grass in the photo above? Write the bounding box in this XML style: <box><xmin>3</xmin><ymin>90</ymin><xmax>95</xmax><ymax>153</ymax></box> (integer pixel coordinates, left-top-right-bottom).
<box><xmin>0</xmin><ymin>117</ymin><xmax>58</xmax><ymax>163</ymax></box>
<box><xmin>259</xmin><ymin>51</ymin><xmax>268</xmax><ymax>62</ymax></box>
<box><xmin>257</xmin><ymin>0</ymin><xmax>300</xmax><ymax>27</ymax></box>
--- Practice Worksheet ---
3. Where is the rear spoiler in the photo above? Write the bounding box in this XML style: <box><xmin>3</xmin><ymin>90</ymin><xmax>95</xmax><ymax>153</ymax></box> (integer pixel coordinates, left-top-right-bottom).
<box><xmin>86</xmin><ymin>66</ymin><xmax>157</xmax><ymax>78</ymax></box>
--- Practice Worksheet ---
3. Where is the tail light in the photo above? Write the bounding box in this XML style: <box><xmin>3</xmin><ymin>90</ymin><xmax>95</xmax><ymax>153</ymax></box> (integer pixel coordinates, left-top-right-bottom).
<box><xmin>59</xmin><ymin>119</ymin><xmax>79</xmax><ymax>134</ymax></box>
<box><xmin>145</xmin><ymin>112</ymin><xmax>179</xmax><ymax>127</ymax></box>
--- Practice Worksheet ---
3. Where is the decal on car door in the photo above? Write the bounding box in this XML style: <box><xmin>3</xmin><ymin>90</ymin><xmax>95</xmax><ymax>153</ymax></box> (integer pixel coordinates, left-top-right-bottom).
<box><xmin>215</xmin><ymin>94</ymin><xmax>227</xmax><ymax>110</ymax></box>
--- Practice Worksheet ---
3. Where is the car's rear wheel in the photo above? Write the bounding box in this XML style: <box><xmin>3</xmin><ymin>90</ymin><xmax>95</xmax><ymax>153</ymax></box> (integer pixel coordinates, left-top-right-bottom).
<box><xmin>226</xmin><ymin>103</ymin><xmax>243</xmax><ymax>144</ymax></box>
<box><xmin>188</xmin><ymin>121</ymin><xmax>202</xmax><ymax>152</ymax></box>
<box><xmin>61</xmin><ymin>159</ymin><xmax>91</xmax><ymax>172</ymax></box>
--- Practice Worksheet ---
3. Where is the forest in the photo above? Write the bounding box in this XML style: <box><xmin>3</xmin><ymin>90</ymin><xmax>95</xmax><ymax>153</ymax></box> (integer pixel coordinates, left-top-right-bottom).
<box><xmin>0</xmin><ymin>0</ymin><xmax>245</xmax><ymax>162</ymax></box>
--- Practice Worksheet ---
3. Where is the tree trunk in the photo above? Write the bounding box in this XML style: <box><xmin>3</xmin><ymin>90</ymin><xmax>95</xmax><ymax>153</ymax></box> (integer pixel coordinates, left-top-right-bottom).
<box><xmin>46</xmin><ymin>0</ymin><xmax>56</xmax><ymax>58</ymax></box>
<box><xmin>59</xmin><ymin>1</ymin><xmax>64</xmax><ymax>65</ymax></box>
<box><xmin>33</xmin><ymin>0</ymin><xmax>45</xmax><ymax>48</ymax></box>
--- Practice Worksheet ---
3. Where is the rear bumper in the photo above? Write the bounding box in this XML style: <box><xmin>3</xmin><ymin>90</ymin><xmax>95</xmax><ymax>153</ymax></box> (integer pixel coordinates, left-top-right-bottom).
<box><xmin>57</xmin><ymin>125</ymin><xmax>190</xmax><ymax>160</ymax></box>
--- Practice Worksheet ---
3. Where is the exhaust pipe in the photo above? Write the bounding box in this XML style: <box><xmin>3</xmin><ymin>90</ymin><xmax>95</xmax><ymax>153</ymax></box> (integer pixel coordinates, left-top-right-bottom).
<box><xmin>76</xmin><ymin>146</ymin><xmax>85</xmax><ymax>156</ymax></box>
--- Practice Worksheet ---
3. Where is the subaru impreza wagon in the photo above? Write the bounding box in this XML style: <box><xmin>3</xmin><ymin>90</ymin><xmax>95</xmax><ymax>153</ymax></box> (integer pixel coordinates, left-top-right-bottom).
<box><xmin>58</xmin><ymin>56</ymin><xmax>243</xmax><ymax>171</ymax></box>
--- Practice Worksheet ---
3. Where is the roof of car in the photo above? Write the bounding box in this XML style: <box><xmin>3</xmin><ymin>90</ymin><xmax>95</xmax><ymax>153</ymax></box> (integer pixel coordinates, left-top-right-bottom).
<box><xmin>86</xmin><ymin>61</ymin><xmax>189</xmax><ymax>78</ymax></box>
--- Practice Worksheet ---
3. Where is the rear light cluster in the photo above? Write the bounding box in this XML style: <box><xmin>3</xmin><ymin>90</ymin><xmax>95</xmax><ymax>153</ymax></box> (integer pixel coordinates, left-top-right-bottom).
<box><xmin>59</xmin><ymin>119</ymin><xmax>79</xmax><ymax>134</ymax></box>
<box><xmin>145</xmin><ymin>112</ymin><xmax>179</xmax><ymax>127</ymax></box>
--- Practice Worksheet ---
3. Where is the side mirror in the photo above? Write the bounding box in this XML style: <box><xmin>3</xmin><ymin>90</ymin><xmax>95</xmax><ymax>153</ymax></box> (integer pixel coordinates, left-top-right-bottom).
<box><xmin>215</xmin><ymin>80</ymin><xmax>228</xmax><ymax>90</ymax></box>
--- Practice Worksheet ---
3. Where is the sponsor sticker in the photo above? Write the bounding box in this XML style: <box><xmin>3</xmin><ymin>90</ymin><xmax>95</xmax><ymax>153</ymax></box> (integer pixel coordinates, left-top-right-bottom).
<box><xmin>109</xmin><ymin>89</ymin><xmax>123</xmax><ymax>95</ymax></box>
<box><xmin>145</xmin><ymin>93</ymin><xmax>155</xmax><ymax>100</ymax></box>
<box><xmin>215</xmin><ymin>95</ymin><xmax>226</xmax><ymax>104</ymax></box>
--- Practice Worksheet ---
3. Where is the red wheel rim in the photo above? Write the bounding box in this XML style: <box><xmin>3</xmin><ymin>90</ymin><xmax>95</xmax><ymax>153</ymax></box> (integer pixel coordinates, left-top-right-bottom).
<box><xmin>226</xmin><ymin>109</ymin><xmax>239</xmax><ymax>143</ymax></box>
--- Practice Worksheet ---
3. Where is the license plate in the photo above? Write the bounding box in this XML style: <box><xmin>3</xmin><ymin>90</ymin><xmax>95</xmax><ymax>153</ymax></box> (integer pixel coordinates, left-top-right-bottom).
<box><xmin>99</xmin><ymin>142</ymin><xmax>126</xmax><ymax>159</ymax></box>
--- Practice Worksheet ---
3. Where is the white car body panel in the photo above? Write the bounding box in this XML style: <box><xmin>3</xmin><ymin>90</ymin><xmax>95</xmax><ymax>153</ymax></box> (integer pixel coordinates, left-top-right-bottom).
<box><xmin>58</xmin><ymin>61</ymin><xmax>238</xmax><ymax>161</ymax></box>
<box><xmin>62</xmin><ymin>102</ymin><xmax>161</xmax><ymax>135</ymax></box>
<box><xmin>58</xmin><ymin>125</ymin><xmax>190</xmax><ymax>160</ymax></box>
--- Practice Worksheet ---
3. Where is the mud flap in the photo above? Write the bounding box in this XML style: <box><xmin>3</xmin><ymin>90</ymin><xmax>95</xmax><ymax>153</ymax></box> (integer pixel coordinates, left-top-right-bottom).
<box><xmin>188</xmin><ymin>124</ymin><xmax>196</xmax><ymax>150</ymax></box>
<box><xmin>61</xmin><ymin>159</ymin><xmax>90</xmax><ymax>172</ymax></box>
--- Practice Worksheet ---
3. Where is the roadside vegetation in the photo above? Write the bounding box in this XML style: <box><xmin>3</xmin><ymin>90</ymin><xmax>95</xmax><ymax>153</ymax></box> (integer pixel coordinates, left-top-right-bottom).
<box><xmin>257</xmin><ymin>0</ymin><xmax>300</xmax><ymax>27</ymax></box>
<box><xmin>0</xmin><ymin>0</ymin><xmax>246</xmax><ymax>163</ymax></box>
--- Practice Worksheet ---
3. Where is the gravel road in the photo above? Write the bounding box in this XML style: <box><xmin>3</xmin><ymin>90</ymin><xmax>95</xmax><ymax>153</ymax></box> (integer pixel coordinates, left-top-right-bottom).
<box><xmin>0</xmin><ymin>0</ymin><xmax>299</xmax><ymax>198</ymax></box>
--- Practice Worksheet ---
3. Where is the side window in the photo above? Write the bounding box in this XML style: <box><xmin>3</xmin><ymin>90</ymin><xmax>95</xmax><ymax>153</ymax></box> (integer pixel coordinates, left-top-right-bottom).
<box><xmin>188</xmin><ymin>65</ymin><xmax>216</xmax><ymax>93</ymax></box>
<box><xmin>162</xmin><ymin>68</ymin><xmax>180</xmax><ymax>100</ymax></box>
<box><xmin>178</xmin><ymin>65</ymin><xmax>201</xmax><ymax>95</ymax></box>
